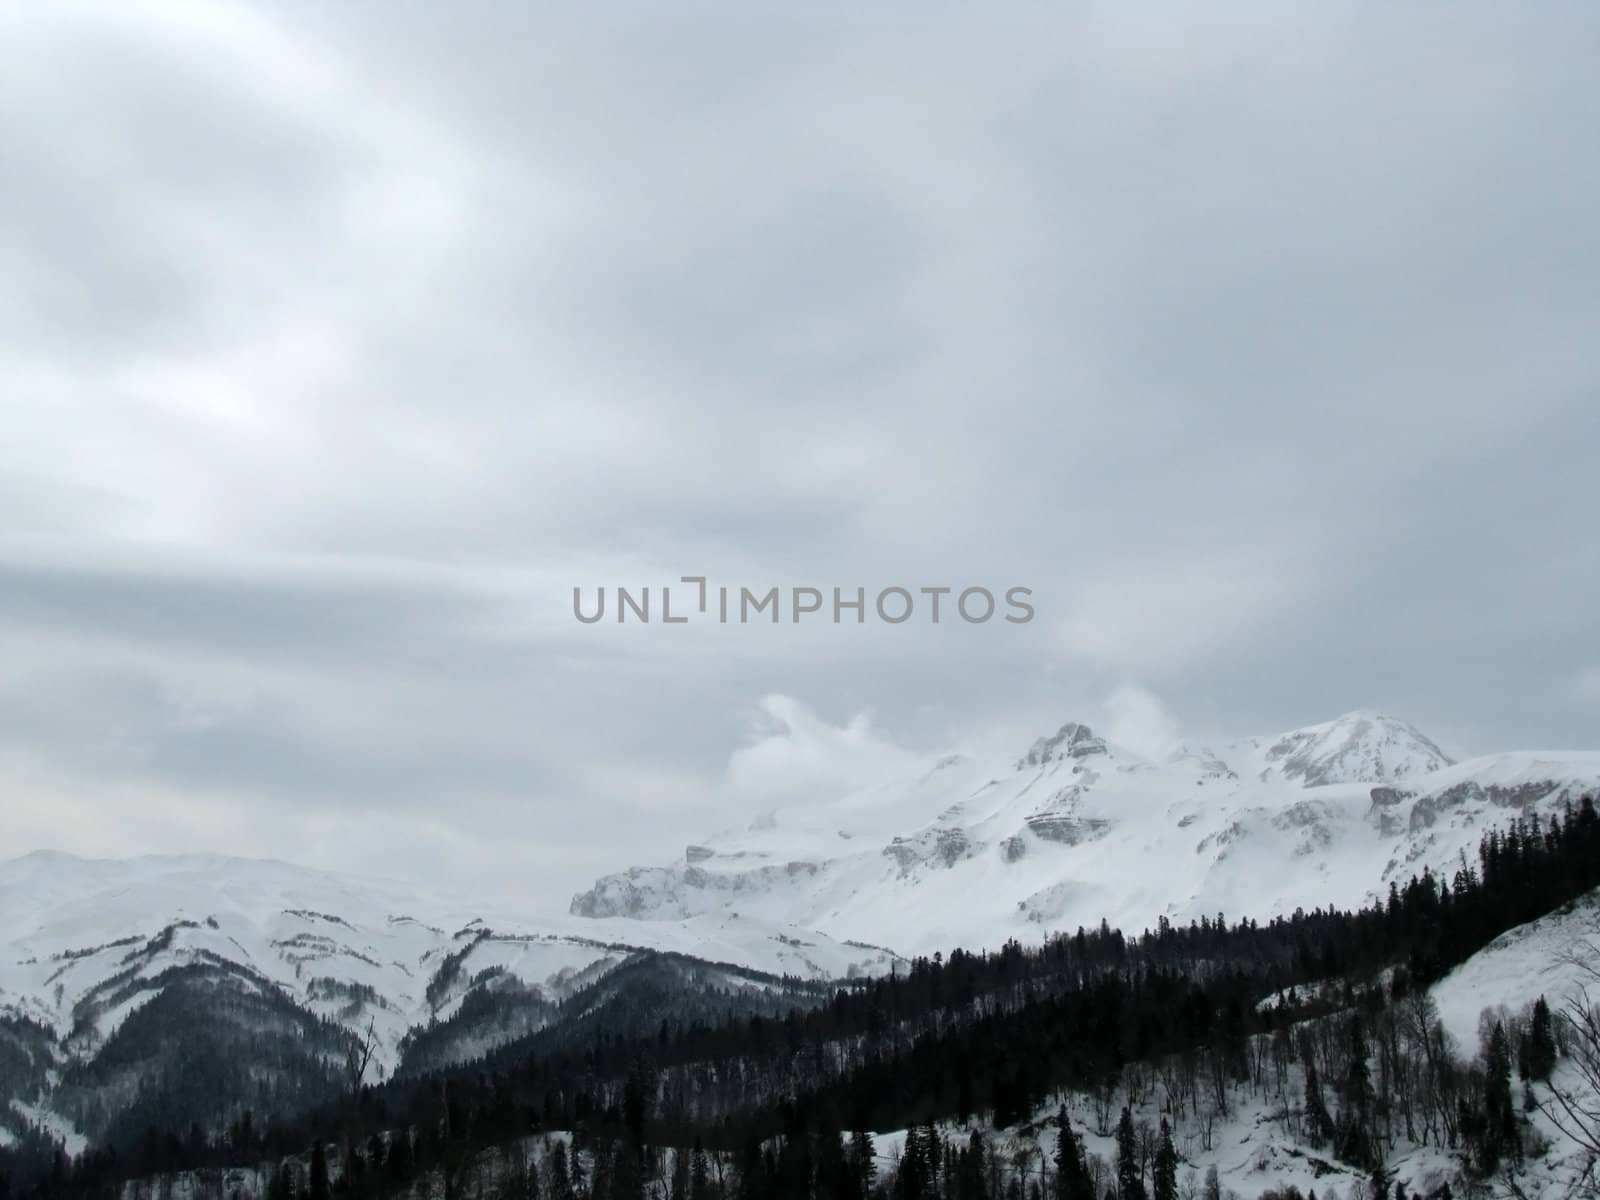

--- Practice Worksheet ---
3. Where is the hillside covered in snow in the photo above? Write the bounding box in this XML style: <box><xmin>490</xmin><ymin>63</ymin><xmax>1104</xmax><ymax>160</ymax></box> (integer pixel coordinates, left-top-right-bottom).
<box><xmin>0</xmin><ymin>851</ymin><xmax>900</xmax><ymax>1162</ymax></box>
<box><xmin>572</xmin><ymin>711</ymin><xmax>1600</xmax><ymax>954</ymax></box>
<box><xmin>0</xmin><ymin>850</ymin><xmax>897</xmax><ymax>1072</ymax></box>
<box><xmin>5</xmin><ymin>709</ymin><xmax>1600</xmax><ymax>1199</ymax></box>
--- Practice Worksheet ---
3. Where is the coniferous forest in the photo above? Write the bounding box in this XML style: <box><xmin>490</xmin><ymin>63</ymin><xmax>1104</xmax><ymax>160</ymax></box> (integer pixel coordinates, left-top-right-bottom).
<box><xmin>5</xmin><ymin>798</ymin><xmax>1599</xmax><ymax>1200</ymax></box>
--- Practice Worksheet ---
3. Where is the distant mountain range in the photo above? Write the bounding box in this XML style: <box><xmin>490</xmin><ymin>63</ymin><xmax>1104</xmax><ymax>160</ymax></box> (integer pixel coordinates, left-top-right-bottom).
<box><xmin>572</xmin><ymin>710</ymin><xmax>1600</xmax><ymax>952</ymax></box>
<box><xmin>5</xmin><ymin>709</ymin><xmax>1599</xmax><ymax>1158</ymax></box>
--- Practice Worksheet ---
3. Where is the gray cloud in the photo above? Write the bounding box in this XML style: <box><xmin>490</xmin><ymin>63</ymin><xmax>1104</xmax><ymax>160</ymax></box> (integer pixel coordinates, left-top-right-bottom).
<box><xmin>2</xmin><ymin>2</ymin><xmax>1597</xmax><ymax>906</ymax></box>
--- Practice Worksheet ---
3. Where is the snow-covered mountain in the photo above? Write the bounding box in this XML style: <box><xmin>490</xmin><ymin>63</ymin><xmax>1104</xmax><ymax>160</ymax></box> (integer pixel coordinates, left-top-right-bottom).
<box><xmin>1230</xmin><ymin>709</ymin><xmax>1454</xmax><ymax>786</ymax></box>
<box><xmin>571</xmin><ymin>710</ymin><xmax>1600</xmax><ymax>955</ymax></box>
<box><xmin>6</xmin><ymin>708</ymin><xmax>1599</xmax><ymax>1158</ymax></box>
<box><xmin>0</xmin><ymin>850</ymin><xmax>902</xmax><ymax>1151</ymax></box>
<box><xmin>0</xmin><ymin>851</ymin><xmax>897</xmax><ymax>1072</ymax></box>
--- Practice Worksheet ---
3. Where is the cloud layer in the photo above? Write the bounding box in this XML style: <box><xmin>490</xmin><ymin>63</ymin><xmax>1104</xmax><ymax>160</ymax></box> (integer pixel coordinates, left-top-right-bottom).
<box><xmin>2</xmin><ymin>3</ymin><xmax>1598</xmax><ymax>906</ymax></box>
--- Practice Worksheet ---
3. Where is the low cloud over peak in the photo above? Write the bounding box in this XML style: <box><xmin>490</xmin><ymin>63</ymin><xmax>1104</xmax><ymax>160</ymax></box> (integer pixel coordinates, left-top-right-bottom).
<box><xmin>2</xmin><ymin>4</ymin><xmax>1598</xmax><ymax>905</ymax></box>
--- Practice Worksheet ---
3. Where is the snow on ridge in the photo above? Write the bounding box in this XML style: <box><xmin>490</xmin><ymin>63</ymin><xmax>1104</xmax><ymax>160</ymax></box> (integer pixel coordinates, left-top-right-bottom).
<box><xmin>1237</xmin><ymin>709</ymin><xmax>1456</xmax><ymax>788</ymax></box>
<box><xmin>570</xmin><ymin>712</ymin><xmax>1600</xmax><ymax>959</ymax></box>
<box><xmin>0</xmin><ymin>850</ymin><xmax>904</xmax><ymax>1082</ymax></box>
<box><xmin>10</xmin><ymin>712</ymin><xmax>1600</xmax><ymax>1077</ymax></box>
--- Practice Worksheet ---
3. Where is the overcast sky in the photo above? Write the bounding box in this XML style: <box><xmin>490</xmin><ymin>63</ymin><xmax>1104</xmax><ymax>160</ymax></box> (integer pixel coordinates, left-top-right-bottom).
<box><xmin>2</xmin><ymin>3</ymin><xmax>1597</xmax><ymax>908</ymax></box>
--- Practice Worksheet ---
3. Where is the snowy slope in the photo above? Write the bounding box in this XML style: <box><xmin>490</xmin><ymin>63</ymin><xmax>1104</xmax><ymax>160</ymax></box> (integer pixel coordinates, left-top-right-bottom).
<box><xmin>0</xmin><ymin>850</ymin><xmax>900</xmax><ymax>1085</ymax></box>
<box><xmin>572</xmin><ymin>711</ymin><xmax>1600</xmax><ymax>956</ymax></box>
<box><xmin>1427</xmin><ymin>889</ymin><xmax>1600</xmax><ymax>1198</ymax></box>
<box><xmin>1431</xmin><ymin>887</ymin><xmax>1600</xmax><ymax>1048</ymax></box>
<box><xmin>6</xmin><ymin>708</ymin><xmax>1599</xmax><ymax>1166</ymax></box>
<box><xmin>859</xmin><ymin>891</ymin><xmax>1600</xmax><ymax>1200</ymax></box>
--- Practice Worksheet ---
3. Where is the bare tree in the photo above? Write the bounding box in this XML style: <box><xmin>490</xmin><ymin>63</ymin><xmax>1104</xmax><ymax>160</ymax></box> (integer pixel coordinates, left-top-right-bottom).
<box><xmin>1541</xmin><ymin>985</ymin><xmax>1600</xmax><ymax>1154</ymax></box>
<box><xmin>1536</xmin><ymin>932</ymin><xmax>1600</xmax><ymax>1193</ymax></box>
<box><xmin>345</xmin><ymin>1016</ymin><xmax>379</xmax><ymax>1094</ymax></box>
<box><xmin>1093</xmin><ymin>1068</ymin><xmax>1121</xmax><ymax>1136</ymax></box>
<box><xmin>1197</xmin><ymin>1102</ymin><xmax>1219</xmax><ymax>1154</ymax></box>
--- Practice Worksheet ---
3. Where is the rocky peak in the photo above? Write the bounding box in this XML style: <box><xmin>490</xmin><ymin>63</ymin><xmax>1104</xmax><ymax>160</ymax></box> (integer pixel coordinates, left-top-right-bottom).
<box><xmin>1257</xmin><ymin>710</ymin><xmax>1453</xmax><ymax>787</ymax></box>
<box><xmin>1016</xmin><ymin>722</ymin><xmax>1109</xmax><ymax>769</ymax></box>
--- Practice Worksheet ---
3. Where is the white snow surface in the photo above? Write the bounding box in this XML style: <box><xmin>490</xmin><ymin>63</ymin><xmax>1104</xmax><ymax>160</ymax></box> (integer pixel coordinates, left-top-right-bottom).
<box><xmin>0</xmin><ymin>850</ymin><xmax>901</xmax><ymax>1078</ymax></box>
<box><xmin>1432</xmin><ymin>888</ymin><xmax>1600</xmax><ymax>1048</ymax></box>
<box><xmin>572</xmin><ymin>710</ymin><xmax>1600</xmax><ymax>956</ymax></box>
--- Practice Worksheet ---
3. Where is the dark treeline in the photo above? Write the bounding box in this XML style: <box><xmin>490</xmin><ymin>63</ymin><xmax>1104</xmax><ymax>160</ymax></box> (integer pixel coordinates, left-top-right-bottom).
<box><xmin>6</xmin><ymin>797</ymin><xmax>1598</xmax><ymax>1200</ymax></box>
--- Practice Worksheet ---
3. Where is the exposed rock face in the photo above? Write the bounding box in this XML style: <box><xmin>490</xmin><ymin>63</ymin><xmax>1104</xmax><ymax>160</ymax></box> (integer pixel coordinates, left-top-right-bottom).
<box><xmin>1016</xmin><ymin>722</ymin><xmax>1108</xmax><ymax>769</ymax></box>
<box><xmin>1172</xmin><ymin>747</ymin><xmax>1240</xmax><ymax>784</ymax></box>
<box><xmin>1367</xmin><ymin>787</ymin><xmax>1415</xmax><ymax>835</ymax></box>
<box><xmin>884</xmin><ymin>828</ymin><xmax>974</xmax><ymax>872</ymax></box>
<box><xmin>1408</xmin><ymin>777</ymin><xmax>1592</xmax><ymax>833</ymax></box>
<box><xmin>570</xmin><ymin>866</ymin><xmax>688</xmax><ymax>919</ymax></box>
<box><xmin>1370</xmin><ymin>786</ymin><xmax>1413</xmax><ymax>807</ymax></box>
<box><xmin>1026</xmin><ymin>815</ymin><xmax>1112</xmax><ymax>845</ymax></box>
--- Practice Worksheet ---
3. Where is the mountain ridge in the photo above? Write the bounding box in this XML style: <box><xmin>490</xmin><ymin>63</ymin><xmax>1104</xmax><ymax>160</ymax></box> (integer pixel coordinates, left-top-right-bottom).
<box><xmin>0</xmin><ymin>851</ymin><xmax>900</xmax><ymax>1096</ymax></box>
<box><xmin>569</xmin><ymin>710</ymin><xmax>1600</xmax><ymax>955</ymax></box>
<box><xmin>7</xmin><ymin>708</ymin><xmax>1600</xmax><ymax>1164</ymax></box>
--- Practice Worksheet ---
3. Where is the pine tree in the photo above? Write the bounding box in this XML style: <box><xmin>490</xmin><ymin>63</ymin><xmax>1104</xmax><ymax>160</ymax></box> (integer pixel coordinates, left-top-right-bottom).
<box><xmin>388</xmin><ymin>1130</ymin><xmax>414</xmax><ymax>1187</ymax></box>
<box><xmin>568</xmin><ymin>1139</ymin><xmax>588</xmax><ymax>1200</ymax></box>
<box><xmin>623</xmin><ymin>1058</ymin><xmax>652</xmax><ymax>1151</ymax></box>
<box><xmin>852</xmin><ymin>1131</ymin><xmax>878</xmax><ymax>1198</ymax></box>
<box><xmin>309</xmin><ymin>1141</ymin><xmax>330</xmax><ymax>1200</ymax></box>
<box><xmin>690</xmin><ymin>1138</ymin><xmax>713</xmax><ymax>1200</ymax></box>
<box><xmin>1480</xmin><ymin>1020</ymin><xmax>1521</xmax><ymax>1173</ymax></box>
<box><xmin>1116</xmin><ymin>1107</ymin><xmax>1145</xmax><ymax>1200</ymax></box>
<box><xmin>268</xmin><ymin>1162</ymin><xmax>295</xmax><ymax>1200</ymax></box>
<box><xmin>1528</xmin><ymin>996</ymin><xmax>1558</xmax><ymax>1081</ymax></box>
<box><xmin>1343</xmin><ymin>1017</ymin><xmax>1374</xmax><ymax>1122</ymax></box>
<box><xmin>614</xmin><ymin>1137</ymin><xmax>646</xmax><ymax>1200</ymax></box>
<box><xmin>1055</xmin><ymin>1108</ymin><xmax>1092</xmax><ymax>1200</ymax></box>
<box><xmin>900</xmin><ymin>1123</ymin><xmax>943</xmax><ymax>1200</ymax></box>
<box><xmin>1304</xmin><ymin>1058</ymin><xmax>1333</xmax><ymax>1146</ymax></box>
<box><xmin>960</xmin><ymin>1131</ymin><xmax>988</xmax><ymax>1200</ymax></box>
<box><xmin>900</xmin><ymin>1126</ymin><xmax>924</xmax><ymax>1200</ymax></box>
<box><xmin>1202</xmin><ymin>1164</ymin><xmax>1221</xmax><ymax>1200</ymax></box>
<box><xmin>1152</xmin><ymin>1120</ymin><xmax>1177</xmax><ymax>1200</ymax></box>
<box><xmin>922</xmin><ymin>1121</ymin><xmax>943</xmax><ymax>1197</ymax></box>
<box><xmin>1054</xmin><ymin>1107</ymin><xmax>1075</xmax><ymax>1200</ymax></box>
<box><xmin>547</xmin><ymin>1140</ymin><xmax>574</xmax><ymax>1200</ymax></box>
